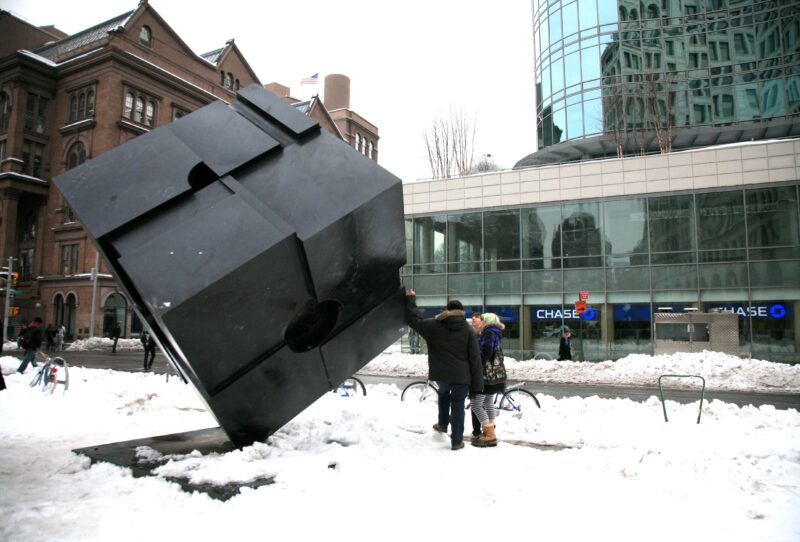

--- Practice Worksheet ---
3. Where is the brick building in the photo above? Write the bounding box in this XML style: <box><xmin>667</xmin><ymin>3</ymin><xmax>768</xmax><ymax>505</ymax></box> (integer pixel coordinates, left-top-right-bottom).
<box><xmin>0</xmin><ymin>1</ymin><xmax>264</xmax><ymax>340</ymax></box>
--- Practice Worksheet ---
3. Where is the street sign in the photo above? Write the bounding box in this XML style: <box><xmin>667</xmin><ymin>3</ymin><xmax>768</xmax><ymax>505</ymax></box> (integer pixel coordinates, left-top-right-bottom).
<box><xmin>0</xmin><ymin>288</ymin><xmax>22</xmax><ymax>295</ymax></box>
<box><xmin>579</xmin><ymin>290</ymin><xmax>589</xmax><ymax>301</ymax></box>
<box><xmin>575</xmin><ymin>300</ymin><xmax>587</xmax><ymax>314</ymax></box>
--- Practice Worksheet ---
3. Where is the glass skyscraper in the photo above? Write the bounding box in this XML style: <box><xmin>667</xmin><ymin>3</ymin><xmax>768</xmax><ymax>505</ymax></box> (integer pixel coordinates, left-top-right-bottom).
<box><xmin>518</xmin><ymin>0</ymin><xmax>800</xmax><ymax>165</ymax></box>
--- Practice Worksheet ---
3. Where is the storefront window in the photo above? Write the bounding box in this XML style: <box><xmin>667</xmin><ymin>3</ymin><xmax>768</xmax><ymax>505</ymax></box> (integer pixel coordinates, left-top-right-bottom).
<box><xmin>604</xmin><ymin>198</ymin><xmax>648</xmax><ymax>265</ymax></box>
<box><xmin>746</xmin><ymin>186</ymin><xmax>799</xmax><ymax>248</ymax></box>
<box><xmin>696</xmin><ymin>190</ymin><xmax>746</xmax><ymax>251</ymax></box>
<box><xmin>559</xmin><ymin>201</ymin><xmax>604</xmax><ymax>261</ymax></box>
<box><xmin>522</xmin><ymin>205</ymin><xmax>562</xmax><ymax>264</ymax></box>
<box><xmin>447</xmin><ymin>212</ymin><xmax>482</xmax><ymax>272</ymax></box>
<box><xmin>611</xmin><ymin>303</ymin><xmax>652</xmax><ymax>356</ymax></box>
<box><xmin>648</xmin><ymin>194</ymin><xmax>695</xmax><ymax>253</ymax></box>
<box><xmin>484</xmin><ymin>210</ymin><xmax>520</xmax><ymax>270</ymax></box>
<box><xmin>413</xmin><ymin>215</ymin><xmax>446</xmax><ymax>273</ymax></box>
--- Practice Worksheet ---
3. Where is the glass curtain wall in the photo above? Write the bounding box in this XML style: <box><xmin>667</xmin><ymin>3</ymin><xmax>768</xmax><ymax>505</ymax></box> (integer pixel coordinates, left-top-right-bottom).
<box><xmin>533</xmin><ymin>0</ymin><xmax>800</xmax><ymax>155</ymax></box>
<box><xmin>402</xmin><ymin>183</ymin><xmax>800</xmax><ymax>362</ymax></box>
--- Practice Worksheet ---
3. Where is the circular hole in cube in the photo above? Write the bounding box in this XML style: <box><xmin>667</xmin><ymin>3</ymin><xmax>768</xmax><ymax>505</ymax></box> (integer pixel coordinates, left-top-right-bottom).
<box><xmin>284</xmin><ymin>299</ymin><xmax>341</xmax><ymax>352</ymax></box>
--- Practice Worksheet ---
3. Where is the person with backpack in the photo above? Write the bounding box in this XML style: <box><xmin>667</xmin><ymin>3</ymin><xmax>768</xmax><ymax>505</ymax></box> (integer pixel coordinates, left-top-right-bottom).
<box><xmin>16</xmin><ymin>317</ymin><xmax>45</xmax><ymax>374</ymax></box>
<box><xmin>471</xmin><ymin>312</ymin><xmax>507</xmax><ymax>448</ymax></box>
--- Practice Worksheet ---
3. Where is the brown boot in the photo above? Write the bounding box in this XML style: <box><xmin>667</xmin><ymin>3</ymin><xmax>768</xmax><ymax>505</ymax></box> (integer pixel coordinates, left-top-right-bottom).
<box><xmin>472</xmin><ymin>424</ymin><xmax>497</xmax><ymax>447</ymax></box>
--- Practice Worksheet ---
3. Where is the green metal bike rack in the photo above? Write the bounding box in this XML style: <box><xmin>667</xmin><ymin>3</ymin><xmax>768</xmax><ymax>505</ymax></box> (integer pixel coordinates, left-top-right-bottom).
<box><xmin>658</xmin><ymin>374</ymin><xmax>706</xmax><ymax>424</ymax></box>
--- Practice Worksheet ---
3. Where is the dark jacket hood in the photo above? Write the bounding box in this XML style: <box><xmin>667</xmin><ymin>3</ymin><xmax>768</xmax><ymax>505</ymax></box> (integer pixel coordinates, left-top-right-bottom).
<box><xmin>435</xmin><ymin>309</ymin><xmax>467</xmax><ymax>330</ymax></box>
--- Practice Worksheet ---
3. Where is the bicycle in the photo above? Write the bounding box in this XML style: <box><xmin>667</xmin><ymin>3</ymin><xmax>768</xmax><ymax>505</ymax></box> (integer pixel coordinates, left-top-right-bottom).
<box><xmin>335</xmin><ymin>376</ymin><xmax>366</xmax><ymax>397</ymax></box>
<box><xmin>29</xmin><ymin>355</ymin><xmax>69</xmax><ymax>394</ymax></box>
<box><xmin>400</xmin><ymin>380</ymin><xmax>540</xmax><ymax>412</ymax></box>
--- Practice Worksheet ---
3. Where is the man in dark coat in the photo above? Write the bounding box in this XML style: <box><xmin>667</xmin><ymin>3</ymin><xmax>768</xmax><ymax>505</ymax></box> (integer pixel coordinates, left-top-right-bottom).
<box><xmin>16</xmin><ymin>317</ymin><xmax>45</xmax><ymax>374</ymax></box>
<box><xmin>141</xmin><ymin>330</ymin><xmax>157</xmax><ymax>371</ymax></box>
<box><xmin>111</xmin><ymin>322</ymin><xmax>122</xmax><ymax>353</ymax></box>
<box><xmin>405</xmin><ymin>289</ymin><xmax>483</xmax><ymax>450</ymax></box>
<box><xmin>558</xmin><ymin>330</ymin><xmax>572</xmax><ymax>361</ymax></box>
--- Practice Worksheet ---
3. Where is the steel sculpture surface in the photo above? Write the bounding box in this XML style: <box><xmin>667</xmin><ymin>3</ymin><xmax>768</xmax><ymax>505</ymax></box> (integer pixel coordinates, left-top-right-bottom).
<box><xmin>55</xmin><ymin>85</ymin><xmax>407</xmax><ymax>445</ymax></box>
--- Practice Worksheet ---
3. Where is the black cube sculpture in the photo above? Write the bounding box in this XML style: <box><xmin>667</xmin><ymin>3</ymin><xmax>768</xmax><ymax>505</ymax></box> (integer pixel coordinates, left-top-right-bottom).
<box><xmin>55</xmin><ymin>84</ymin><xmax>407</xmax><ymax>446</ymax></box>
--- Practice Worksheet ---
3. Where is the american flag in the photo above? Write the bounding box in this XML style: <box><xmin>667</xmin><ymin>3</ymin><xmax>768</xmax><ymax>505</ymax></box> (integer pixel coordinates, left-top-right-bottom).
<box><xmin>300</xmin><ymin>73</ymin><xmax>319</xmax><ymax>85</ymax></box>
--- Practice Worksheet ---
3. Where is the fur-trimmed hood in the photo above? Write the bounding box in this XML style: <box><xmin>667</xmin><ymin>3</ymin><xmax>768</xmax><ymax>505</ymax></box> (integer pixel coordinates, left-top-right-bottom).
<box><xmin>435</xmin><ymin>309</ymin><xmax>465</xmax><ymax>321</ymax></box>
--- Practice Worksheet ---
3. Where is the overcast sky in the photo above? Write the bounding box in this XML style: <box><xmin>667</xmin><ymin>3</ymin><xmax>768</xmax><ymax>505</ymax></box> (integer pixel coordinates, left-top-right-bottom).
<box><xmin>4</xmin><ymin>0</ymin><xmax>536</xmax><ymax>182</ymax></box>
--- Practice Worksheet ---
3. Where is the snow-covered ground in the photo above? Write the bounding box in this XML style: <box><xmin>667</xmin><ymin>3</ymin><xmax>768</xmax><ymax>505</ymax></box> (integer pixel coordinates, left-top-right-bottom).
<box><xmin>1</xmin><ymin>350</ymin><xmax>798</xmax><ymax>541</ymax></box>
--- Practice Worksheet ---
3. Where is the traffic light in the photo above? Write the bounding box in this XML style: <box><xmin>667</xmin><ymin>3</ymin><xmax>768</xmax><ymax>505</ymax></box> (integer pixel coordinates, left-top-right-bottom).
<box><xmin>11</xmin><ymin>272</ymin><xmax>19</xmax><ymax>287</ymax></box>
<box><xmin>8</xmin><ymin>307</ymin><xmax>19</xmax><ymax>317</ymax></box>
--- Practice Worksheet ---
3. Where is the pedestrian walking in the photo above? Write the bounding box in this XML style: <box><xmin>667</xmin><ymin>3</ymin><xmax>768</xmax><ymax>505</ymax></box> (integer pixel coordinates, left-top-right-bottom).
<box><xmin>558</xmin><ymin>330</ymin><xmax>572</xmax><ymax>361</ymax></box>
<box><xmin>471</xmin><ymin>313</ymin><xmax>507</xmax><ymax>447</ymax></box>
<box><xmin>111</xmin><ymin>322</ymin><xmax>122</xmax><ymax>353</ymax></box>
<box><xmin>54</xmin><ymin>324</ymin><xmax>65</xmax><ymax>351</ymax></box>
<box><xmin>405</xmin><ymin>289</ymin><xmax>483</xmax><ymax>451</ymax></box>
<box><xmin>141</xmin><ymin>330</ymin><xmax>156</xmax><ymax>371</ymax></box>
<box><xmin>45</xmin><ymin>324</ymin><xmax>55</xmax><ymax>351</ymax></box>
<box><xmin>16</xmin><ymin>317</ymin><xmax>45</xmax><ymax>374</ymax></box>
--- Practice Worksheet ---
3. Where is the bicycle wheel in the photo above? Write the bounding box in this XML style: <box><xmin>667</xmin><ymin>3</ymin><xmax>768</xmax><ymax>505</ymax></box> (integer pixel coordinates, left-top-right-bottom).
<box><xmin>339</xmin><ymin>377</ymin><xmax>366</xmax><ymax>397</ymax></box>
<box><xmin>533</xmin><ymin>352</ymin><xmax>553</xmax><ymax>361</ymax></box>
<box><xmin>401</xmin><ymin>381</ymin><xmax>438</xmax><ymax>402</ymax></box>
<box><xmin>499</xmin><ymin>388</ymin><xmax>541</xmax><ymax>413</ymax></box>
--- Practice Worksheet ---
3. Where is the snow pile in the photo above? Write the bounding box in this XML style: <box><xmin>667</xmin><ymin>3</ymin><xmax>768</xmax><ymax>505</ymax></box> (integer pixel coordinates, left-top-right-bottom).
<box><xmin>0</xmin><ymin>362</ymin><xmax>798</xmax><ymax>541</ymax></box>
<box><xmin>66</xmin><ymin>337</ymin><xmax>143</xmax><ymax>352</ymax></box>
<box><xmin>362</xmin><ymin>350</ymin><xmax>800</xmax><ymax>393</ymax></box>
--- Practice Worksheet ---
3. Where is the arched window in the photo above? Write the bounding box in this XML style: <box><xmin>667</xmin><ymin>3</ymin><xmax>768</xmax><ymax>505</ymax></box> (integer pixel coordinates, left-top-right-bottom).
<box><xmin>86</xmin><ymin>91</ymin><xmax>95</xmax><ymax>117</ymax></box>
<box><xmin>367</xmin><ymin>141</ymin><xmax>373</xmax><ymax>159</ymax></box>
<box><xmin>66</xmin><ymin>142</ymin><xmax>85</xmax><ymax>170</ymax></box>
<box><xmin>224</xmin><ymin>73</ymin><xmax>233</xmax><ymax>89</ymax></box>
<box><xmin>139</xmin><ymin>25</ymin><xmax>152</xmax><ymax>47</ymax></box>
<box><xmin>102</xmin><ymin>293</ymin><xmax>127</xmax><ymax>338</ymax></box>
<box><xmin>220</xmin><ymin>71</ymin><xmax>225</xmax><ymax>86</ymax></box>
<box><xmin>647</xmin><ymin>4</ymin><xmax>659</xmax><ymax>19</ymax></box>
<box><xmin>134</xmin><ymin>96</ymin><xmax>144</xmax><ymax>123</ymax></box>
<box><xmin>620</xmin><ymin>6</ymin><xmax>627</xmax><ymax>21</ymax></box>
<box><xmin>354</xmin><ymin>133</ymin><xmax>360</xmax><ymax>151</ymax></box>
<box><xmin>53</xmin><ymin>294</ymin><xmax>64</xmax><ymax>327</ymax></box>
<box><xmin>78</xmin><ymin>93</ymin><xmax>86</xmax><ymax>118</ymax></box>
<box><xmin>124</xmin><ymin>92</ymin><xmax>134</xmax><ymax>119</ymax></box>
<box><xmin>235</xmin><ymin>79</ymin><xmax>240</xmax><ymax>90</ymax></box>
<box><xmin>65</xmin><ymin>293</ymin><xmax>77</xmax><ymax>339</ymax></box>
<box><xmin>69</xmin><ymin>96</ymin><xmax>78</xmax><ymax>122</ymax></box>
<box><xmin>0</xmin><ymin>91</ymin><xmax>10</xmax><ymax>130</ymax></box>
<box><xmin>66</xmin><ymin>141</ymin><xmax>86</xmax><ymax>170</ymax></box>
<box><xmin>630</xmin><ymin>8</ymin><xmax>638</xmax><ymax>20</ymax></box>
<box><xmin>145</xmin><ymin>100</ymin><xmax>155</xmax><ymax>126</ymax></box>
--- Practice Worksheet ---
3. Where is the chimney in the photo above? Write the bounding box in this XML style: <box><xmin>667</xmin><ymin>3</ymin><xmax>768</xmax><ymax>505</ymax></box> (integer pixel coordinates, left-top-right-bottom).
<box><xmin>264</xmin><ymin>82</ymin><xmax>290</xmax><ymax>99</ymax></box>
<box><xmin>324</xmin><ymin>74</ymin><xmax>350</xmax><ymax>110</ymax></box>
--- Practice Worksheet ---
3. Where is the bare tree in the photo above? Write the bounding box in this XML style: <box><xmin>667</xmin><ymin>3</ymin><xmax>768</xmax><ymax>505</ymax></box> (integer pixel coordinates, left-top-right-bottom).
<box><xmin>603</xmin><ymin>87</ymin><xmax>626</xmax><ymax>159</ymax></box>
<box><xmin>423</xmin><ymin>107</ymin><xmax>476</xmax><ymax>179</ymax></box>
<box><xmin>644</xmin><ymin>74</ymin><xmax>675</xmax><ymax>154</ymax></box>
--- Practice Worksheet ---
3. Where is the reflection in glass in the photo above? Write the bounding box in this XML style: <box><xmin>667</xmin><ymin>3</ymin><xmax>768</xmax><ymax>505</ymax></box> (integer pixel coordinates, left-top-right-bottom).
<box><xmin>698</xmin><ymin>262</ymin><xmax>747</xmax><ymax>289</ymax></box>
<box><xmin>447</xmin><ymin>212</ymin><xmax>482</xmax><ymax>272</ymax></box>
<box><xmin>413</xmin><ymin>215</ymin><xmax>446</xmax><ymax>273</ymax></box>
<box><xmin>607</xmin><ymin>266</ymin><xmax>649</xmax><ymax>290</ymax></box>
<box><xmin>522</xmin><ymin>206</ymin><xmax>562</xmax><ymax>261</ymax></box>
<box><xmin>648</xmin><ymin>194</ymin><xmax>695</xmax><ymax>253</ymax></box>
<box><xmin>556</xmin><ymin>202</ymin><xmax>605</xmax><ymax>265</ymax></box>
<box><xmin>746</xmin><ymin>186</ymin><xmax>800</xmax><ymax>248</ymax></box>
<box><xmin>578</xmin><ymin>0</ymin><xmax>598</xmax><ymax>31</ymax></box>
<box><xmin>651</xmin><ymin>264</ymin><xmax>698</xmax><ymax>289</ymax></box>
<box><xmin>604</xmin><ymin>198</ymin><xmax>648</xmax><ymax>264</ymax></box>
<box><xmin>484</xmin><ymin>210</ymin><xmax>520</xmax><ymax>269</ymax></box>
<box><xmin>696</xmin><ymin>191</ymin><xmax>746</xmax><ymax>251</ymax></box>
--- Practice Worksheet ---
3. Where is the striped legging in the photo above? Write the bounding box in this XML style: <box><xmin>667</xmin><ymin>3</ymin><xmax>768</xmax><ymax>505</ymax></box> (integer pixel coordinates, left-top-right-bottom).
<box><xmin>470</xmin><ymin>393</ymin><xmax>496</xmax><ymax>425</ymax></box>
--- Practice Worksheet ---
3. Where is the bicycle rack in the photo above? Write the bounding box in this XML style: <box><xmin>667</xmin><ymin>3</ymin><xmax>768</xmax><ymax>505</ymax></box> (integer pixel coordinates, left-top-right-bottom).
<box><xmin>657</xmin><ymin>374</ymin><xmax>705</xmax><ymax>424</ymax></box>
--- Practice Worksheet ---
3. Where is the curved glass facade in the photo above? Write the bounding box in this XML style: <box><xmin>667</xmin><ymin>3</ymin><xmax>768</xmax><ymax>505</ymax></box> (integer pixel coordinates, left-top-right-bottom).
<box><xmin>401</xmin><ymin>183</ymin><xmax>800</xmax><ymax>363</ymax></box>
<box><xmin>531</xmin><ymin>0</ymin><xmax>800</xmax><ymax>161</ymax></box>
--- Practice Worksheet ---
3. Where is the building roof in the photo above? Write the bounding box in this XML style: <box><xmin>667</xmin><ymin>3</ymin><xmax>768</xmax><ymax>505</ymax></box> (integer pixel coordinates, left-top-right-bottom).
<box><xmin>35</xmin><ymin>10</ymin><xmax>134</xmax><ymax>60</ymax></box>
<box><xmin>292</xmin><ymin>100</ymin><xmax>311</xmax><ymax>115</ymax></box>
<box><xmin>200</xmin><ymin>47</ymin><xmax>224</xmax><ymax>64</ymax></box>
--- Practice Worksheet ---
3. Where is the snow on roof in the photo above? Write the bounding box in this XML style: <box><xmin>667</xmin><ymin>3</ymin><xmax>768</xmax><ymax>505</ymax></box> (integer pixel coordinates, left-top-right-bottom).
<box><xmin>35</xmin><ymin>10</ymin><xmax>134</xmax><ymax>60</ymax></box>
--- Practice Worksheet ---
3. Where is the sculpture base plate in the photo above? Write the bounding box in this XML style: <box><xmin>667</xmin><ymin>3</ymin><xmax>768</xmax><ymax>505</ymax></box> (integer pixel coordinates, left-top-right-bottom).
<box><xmin>73</xmin><ymin>427</ymin><xmax>274</xmax><ymax>501</ymax></box>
